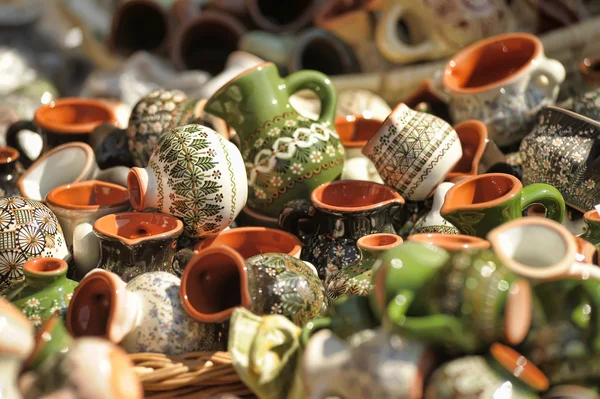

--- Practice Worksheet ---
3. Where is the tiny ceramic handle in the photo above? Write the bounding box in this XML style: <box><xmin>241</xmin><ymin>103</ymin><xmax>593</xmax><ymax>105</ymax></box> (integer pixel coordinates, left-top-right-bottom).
<box><xmin>72</xmin><ymin>221</ymin><xmax>100</xmax><ymax>280</ymax></box>
<box><xmin>5</xmin><ymin>119</ymin><xmax>40</xmax><ymax>167</ymax></box>
<box><xmin>520</xmin><ymin>183</ymin><xmax>566</xmax><ymax>223</ymax></box>
<box><xmin>284</xmin><ymin>70</ymin><xmax>338</xmax><ymax>126</ymax></box>
<box><xmin>375</xmin><ymin>1</ymin><xmax>438</xmax><ymax>64</ymax></box>
<box><xmin>278</xmin><ymin>199</ymin><xmax>317</xmax><ymax>242</ymax></box>
<box><xmin>300</xmin><ymin>317</ymin><xmax>331</xmax><ymax>347</ymax></box>
<box><xmin>528</xmin><ymin>57</ymin><xmax>566</xmax><ymax>92</ymax></box>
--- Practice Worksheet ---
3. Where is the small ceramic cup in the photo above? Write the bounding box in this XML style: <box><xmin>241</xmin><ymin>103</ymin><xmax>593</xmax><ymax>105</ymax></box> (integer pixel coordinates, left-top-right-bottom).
<box><xmin>6</xmin><ymin>98</ymin><xmax>118</xmax><ymax>167</ymax></box>
<box><xmin>440</xmin><ymin>173</ymin><xmax>566</xmax><ymax>238</ymax></box>
<box><xmin>362</xmin><ymin>103</ymin><xmax>462</xmax><ymax>201</ymax></box>
<box><xmin>430</xmin><ymin>33</ymin><xmax>565</xmax><ymax>147</ymax></box>
<box><xmin>335</xmin><ymin>115</ymin><xmax>383</xmax><ymax>183</ymax></box>
<box><xmin>46</xmin><ymin>181</ymin><xmax>130</xmax><ymax>280</ymax></box>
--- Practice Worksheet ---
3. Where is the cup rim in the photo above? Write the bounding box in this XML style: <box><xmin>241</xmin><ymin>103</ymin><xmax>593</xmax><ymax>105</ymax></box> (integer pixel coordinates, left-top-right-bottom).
<box><xmin>0</xmin><ymin>146</ymin><xmax>19</xmax><ymax>164</ymax></box>
<box><xmin>407</xmin><ymin>233</ymin><xmax>490</xmax><ymax>251</ymax></box>
<box><xmin>34</xmin><ymin>98</ymin><xmax>118</xmax><ymax>134</ymax></box>
<box><xmin>46</xmin><ymin>180</ymin><xmax>130</xmax><ymax>211</ymax></box>
<box><xmin>442</xmin><ymin>33</ymin><xmax>543</xmax><ymax>94</ymax></box>
<box><xmin>311</xmin><ymin>179</ymin><xmax>404</xmax><ymax>212</ymax></box>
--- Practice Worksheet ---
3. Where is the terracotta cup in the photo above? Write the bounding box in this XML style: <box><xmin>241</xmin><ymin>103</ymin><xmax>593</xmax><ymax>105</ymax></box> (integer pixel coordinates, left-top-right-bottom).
<box><xmin>6</xmin><ymin>98</ymin><xmax>118</xmax><ymax>167</ymax></box>
<box><xmin>407</xmin><ymin>233</ymin><xmax>490</xmax><ymax>251</ymax></box>
<box><xmin>46</xmin><ymin>181</ymin><xmax>130</xmax><ymax>280</ymax></box>
<box><xmin>247</xmin><ymin>0</ymin><xmax>317</xmax><ymax>33</ymax></box>
<box><xmin>194</xmin><ymin>227</ymin><xmax>302</xmax><ymax>259</ymax></box>
<box><xmin>440</xmin><ymin>173</ymin><xmax>566</xmax><ymax>238</ymax></box>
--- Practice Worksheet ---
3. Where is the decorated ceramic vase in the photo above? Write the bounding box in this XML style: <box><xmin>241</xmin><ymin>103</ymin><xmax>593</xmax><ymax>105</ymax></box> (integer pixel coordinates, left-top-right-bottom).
<box><xmin>425</xmin><ymin>343</ymin><xmax>549</xmax><ymax>398</ymax></box>
<box><xmin>67</xmin><ymin>269</ymin><xmax>224</xmax><ymax>355</ymax></box>
<box><xmin>0</xmin><ymin>146</ymin><xmax>23</xmax><ymax>198</ymax></box>
<box><xmin>181</xmin><ymin>246</ymin><xmax>327</xmax><ymax>326</ymax></box>
<box><xmin>204</xmin><ymin>62</ymin><xmax>345</xmax><ymax>219</ymax></box>
<box><xmin>128</xmin><ymin>124</ymin><xmax>247</xmax><ymax>238</ymax></box>
<box><xmin>280</xmin><ymin>180</ymin><xmax>404</xmax><ymax>280</ymax></box>
<box><xmin>326</xmin><ymin>233</ymin><xmax>403</xmax><ymax>302</ymax></box>
<box><xmin>0</xmin><ymin>197</ymin><xmax>69</xmax><ymax>294</ymax></box>
<box><xmin>0</xmin><ymin>297</ymin><xmax>34</xmax><ymax>399</ymax></box>
<box><xmin>580</xmin><ymin>209</ymin><xmax>600</xmax><ymax>248</ymax></box>
<box><xmin>5</xmin><ymin>258</ymin><xmax>77</xmax><ymax>328</ymax></box>
<box><xmin>411</xmin><ymin>182</ymin><xmax>459</xmax><ymax>235</ymax></box>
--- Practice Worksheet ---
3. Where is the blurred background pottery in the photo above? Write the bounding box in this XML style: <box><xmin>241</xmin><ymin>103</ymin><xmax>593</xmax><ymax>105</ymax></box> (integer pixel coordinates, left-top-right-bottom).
<box><xmin>407</xmin><ymin>233</ymin><xmax>490</xmax><ymax>251</ymax></box>
<box><xmin>0</xmin><ymin>146</ymin><xmax>23</xmax><ymax>198</ymax></box>
<box><xmin>93</xmin><ymin>212</ymin><xmax>183</xmax><ymax>281</ymax></box>
<box><xmin>411</xmin><ymin>182</ymin><xmax>459</xmax><ymax>235</ymax></box>
<box><xmin>580</xmin><ymin>57</ymin><xmax>600</xmax><ymax>89</ymax></box>
<box><xmin>46</xmin><ymin>180</ymin><xmax>130</xmax><ymax>279</ymax></box>
<box><xmin>579</xmin><ymin>209</ymin><xmax>600</xmax><ymax>247</ymax></box>
<box><xmin>198</xmin><ymin>51</ymin><xmax>264</xmax><ymax>99</ymax></box>
<box><xmin>246</xmin><ymin>0</ymin><xmax>317</xmax><ymax>33</ymax></box>
<box><xmin>25</xmin><ymin>315</ymin><xmax>72</xmax><ymax>371</ymax></box>
<box><xmin>337</xmin><ymin>89</ymin><xmax>392</xmax><ymax>120</ymax></box>
<box><xmin>238</xmin><ymin>31</ymin><xmax>295</xmax><ymax>73</ymax></box>
<box><xmin>335</xmin><ymin>115</ymin><xmax>382</xmax><ymax>182</ymax></box>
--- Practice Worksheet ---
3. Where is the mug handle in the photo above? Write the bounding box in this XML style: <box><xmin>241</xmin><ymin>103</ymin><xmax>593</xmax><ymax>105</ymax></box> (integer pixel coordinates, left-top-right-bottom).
<box><xmin>300</xmin><ymin>316</ymin><xmax>332</xmax><ymax>347</ymax></box>
<box><xmin>525</xmin><ymin>57</ymin><xmax>566</xmax><ymax>99</ymax></box>
<box><xmin>6</xmin><ymin>120</ymin><xmax>41</xmax><ymax>167</ymax></box>
<box><xmin>520</xmin><ymin>183</ymin><xmax>566</xmax><ymax>223</ymax></box>
<box><xmin>284</xmin><ymin>70</ymin><xmax>338</xmax><ymax>125</ymax></box>
<box><xmin>375</xmin><ymin>1</ymin><xmax>438</xmax><ymax>64</ymax></box>
<box><xmin>278</xmin><ymin>199</ymin><xmax>317</xmax><ymax>242</ymax></box>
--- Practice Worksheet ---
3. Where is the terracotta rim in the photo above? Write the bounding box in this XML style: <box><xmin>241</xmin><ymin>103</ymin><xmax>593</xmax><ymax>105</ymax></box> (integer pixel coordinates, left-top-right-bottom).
<box><xmin>335</xmin><ymin>115</ymin><xmax>383</xmax><ymax>148</ymax></box>
<box><xmin>407</xmin><ymin>233</ymin><xmax>490</xmax><ymax>251</ymax></box>
<box><xmin>446</xmin><ymin>120</ymin><xmax>488</xmax><ymax>180</ymax></box>
<box><xmin>127</xmin><ymin>168</ymin><xmax>147</xmax><ymax>211</ymax></box>
<box><xmin>440</xmin><ymin>173</ymin><xmax>522</xmax><ymax>214</ymax></box>
<box><xmin>487</xmin><ymin>217</ymin><xmax>576</xmax><ymax>280</ymax></box>
<box><xmin>311</xmin><ymin>180</ymin><xmax>404</xmax><ymax>212</ymax></box>
<box><xmin>0</xmin><ymin>146</ymin><xmax>19</xmax><ymax>164</ymax></box>
<box><xmin>194</xmin><ymin>227</ymin><xmax>302</xmax><ymax>258</ymax></box>
<box><xmin>33</xmin><ymin>98</ymin><xmax>118</xmax><ymax>134</ymax></box>
<box><xmin>580</xmin><ymin>57</ymin><xmax>600</xmax><ymax>78</ymax></box>
<box><xmin>357</xmin><ymin>233</ymin><xmax>403</xmax><ymax>251</ymax></box>
<box><xmin>23</xmin><ymin>258</ymin><xmax>67</xmax><ymax>277</ymax></box>
<box><xmin>93</xmin><ymin>212</ymin><xmax>184</xmax><ymax>247</ymax></box>
<box><xmin>490</xmin><ymin>343</ymin><xmax>549</xmax><ymax>391</ymax></box>
<box><xmin>180</xmin><ymin>244</ymin><xmax>251</xmax><ymax>323</ymax></box>
<box><xmin>17</xmin><ymin>142</ymin><xmax>96</xmax><ymax>198</ymax></box>
<box><xmin>584</xmin><ymin>209</ymin><xmax>600</xmax><ymax>223</ymax></box>
<box><xmin>442</xmin><ymin>33</ymin><xmax>542</xmax><ymax>94</ymax></box>
<box><xmin>46</xmin><ymin>180</ymin><xmax>130</xmax><ymax>211</ymax></box>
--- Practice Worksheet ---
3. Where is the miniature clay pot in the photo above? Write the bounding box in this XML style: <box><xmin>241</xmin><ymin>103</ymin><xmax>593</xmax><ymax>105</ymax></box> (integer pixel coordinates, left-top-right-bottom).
<box><xmin>0</xmin><ymin>146</ymin><xmax>23</xmax><ymax>198</ymax></box>
<box><xmin>93</xmin><ymin>212</ymin><xmax>183</xmax><ymax>281</ymax></box>
<box><xmin>579</xmin><ymin>209</ymin><xmax>600</xmax><ymax>248</ymax></box>
<box><xmin>46</xmin><ymin>181</ymin><xmax>130</xmax><ymax>279</ymax></box>
<box><xmin>0</xmin><ymin>197</ymin><xmax>70</xmax><ymax>294</ymax></box>
<box><xmin>67</xmin><ymin>269</ymin><xmax>223</xmax><ymax>354</ymax></box>
<box><xmin>181</xmin><ymin>246</ymin><xmax>327</xmax><ymax>326</ymax></box>
<box><xmin>335</xmin><ymin>115</ymin><xmax>383</xmax><ymax>183</ymax></box>
<box><xmin>127</xmin><ymin>124</ymin><xmax>247</xmax><ymax>238</ymax></box>
<box><xmin>407</xmin><ymin>233</ymin><xmax>490</xmax><ymax>251</ymax></box>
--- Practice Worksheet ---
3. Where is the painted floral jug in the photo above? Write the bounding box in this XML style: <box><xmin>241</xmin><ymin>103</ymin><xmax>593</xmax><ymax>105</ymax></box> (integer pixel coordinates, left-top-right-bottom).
<box><xmin>204</xmin><ymin>62</ymin><xmax>345</xmax><ymax>218</ymax></box>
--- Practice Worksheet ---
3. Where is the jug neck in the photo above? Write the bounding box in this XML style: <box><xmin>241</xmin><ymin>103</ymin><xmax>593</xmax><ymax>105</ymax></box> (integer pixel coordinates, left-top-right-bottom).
<box><xmin>23</xmin><ymin>258</ymin><xmax>68</xmax><ymax>288</ymax></box>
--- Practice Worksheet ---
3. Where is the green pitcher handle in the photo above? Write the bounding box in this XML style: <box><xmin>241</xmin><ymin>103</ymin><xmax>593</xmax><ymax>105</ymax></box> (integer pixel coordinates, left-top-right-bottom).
<box><xmin>284</xmin><ymin>70</ymin><xmax>338</xmax><ymax>126</ymax></box>
<box><xmin>300</xmin><ymin>317</ymin><xmax>332</xmax><ymax>347</ymax></box>
<box><xmin>520</xmin><ymin>183</ymin><xmax>565</xmax><ymax>223</ymax></box>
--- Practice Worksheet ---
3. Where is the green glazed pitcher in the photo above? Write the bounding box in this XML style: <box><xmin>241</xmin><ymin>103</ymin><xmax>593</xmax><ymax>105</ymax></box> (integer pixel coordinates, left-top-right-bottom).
<box><xmin>204</xmin><ymin>62</ymin><xmax>345</xmax><ymax>218</ymax></box>
<box><xmin>440</xmin><ymin>173</ymin><xmax>565</xmax><ymax>238</ymax></box>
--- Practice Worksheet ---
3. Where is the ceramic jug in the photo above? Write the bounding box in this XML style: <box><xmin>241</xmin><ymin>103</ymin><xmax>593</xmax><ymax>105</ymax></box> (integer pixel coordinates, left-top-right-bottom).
<box><xmin>411</xmin><ymin>182</ymin><xmax>459</xmax><ymax>235</ymax></box>
<box><xmin>128</xmin><ymin>124</ymin><xmax>247</xmax><ymax>238</ymax></box>
<box><xmin>580</xmin><ymin>209</ymin><xmax>600</xmax><ymax>248</ymax></box>
<box><xmin>180</xmin><ymin>246</ymin><xmax>327</xmax><ymax>326</ymax></box>
<box><xmin>279</xmin><ymin>180</ymin><xmax>405</xmax><ymax>280</ymax></box>
<box><xmin>326</xmin><ymin>233</ymin><xmax>403</xmax><ymax>301</ymax></box>
<box><xmin>0</xmin><ymin>146</ymin><xmax>23</xmax><ymax>198</ymax></box>
<box><xmin>67</xmin><ymin>269</ymin><xmax>223</xmax><ymax>355</ymax></box>
<box><xmin>93</xmin><ymin>212</ymin><xmax>183</xmax><ymax>281</ymax></box>
<box><xmin>204</xmin><ymin>62</ymin><xmax>345</xmax><ymax>219</ymax></box>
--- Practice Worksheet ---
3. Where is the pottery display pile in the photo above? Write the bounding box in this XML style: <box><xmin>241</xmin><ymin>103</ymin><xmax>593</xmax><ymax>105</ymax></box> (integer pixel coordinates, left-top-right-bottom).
<box><xmin>2</xmin><ymin>1</ymin><xmax>600</xmax><ymax>399</ymax></box>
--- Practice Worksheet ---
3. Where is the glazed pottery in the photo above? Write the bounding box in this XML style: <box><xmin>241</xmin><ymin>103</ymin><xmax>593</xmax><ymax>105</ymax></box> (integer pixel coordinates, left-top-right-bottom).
<box><xmin>335</xmin><ymin>115</ymin><xmax>383</xmax><ymax>183</ymax></box>
<box><xmin>89</xmin><ymin>123</ymin><xmax>135</xmax><ymax>169</ymax></box>
<box><xmin>562</xmin><ymin>87</ymin><xmax>600</xmax><ymax>121</ymax></box>
<box><xmin>370</xmin><ymin>241</ymin><xmax>533</xmax><ymax>352</ymax></box>
<box><xmin>229</xmin><ymin>308</ymin><xmax>301</xmax><ymax>399</ymax></box>
<box><xmin>198</xmin><ymin>51</ymin><xmax>264</xmax><ymax>99</ymax></box>
<box><xmin>430</xmin><ymin>33</ymin><xmax>565</xmax><ymax>147</ymax></box>
<box><xmin>362</xmin><ymin>103</ymin><xmax>462</xmax><ymax>201</ymax></box>
<box><xmin>440</xmin><ymin>173</ymin><xmax>565</xmax><ymax>238</ymax></box>
<box><xmin>45</xmin><ymin>181</ymin><xmax>130</xmax><ymax>279</ymax></box>
<box><xmin>246</xmin><ymin>0</ymin><xmax>317</xmax><ymax>33</ymax></box>
<box><xmin>544</xmin><ymin>385</ymin><xmax>599</xmax><ymax>399</ymax></box>
<box><xmin>68</xmin><ymin>269</ymin><xmax>222</xmax><ymax>354</ymax></box>
<box><xmin>289</xmin><ymin>28</ymin><xmax>361</xmax><ymax>75</ymax></box>
<box><xmin>375</xmin><ymin>0</ymin><xmax>515</xmax><ymax>64</ymax></box>
<box><xmin>195</xmin><ymin>226</ymin><xmax>302</xmax><ymax>258</ymax></box>
<box><xmin>411</xmin><ymin>182</ymin><xmax>459</xmax><ymax>235</ymax></box>
<box><xmin>302</xmin><ymin>328</ymin><xmax>435</xmax><ymax>399</ymax></box>
<box><xmin>326</xmin><ymin>233</ymin><xmax>402</xmax><ymax>301</ymax></box>
<box><xmin>26</xmin><ymin>315</ymin><xmax>72</xmax><ymax>370</ymax></box>
<box><xmin>204</xmin><ymin>62</ymin><xmax>344</xmax><ymax>218</ymax></box>
<box><xmin>21</xmin><ymin>337</ymin><xmax>143</xmax><ymax>399</ymax></box>
<box><xmin>337</xmin><ymin>89</ymin><xmax>392</xmax><ymax>120</ymax></box>
<box><xmin>407</xmin><ymin>232</ymin><xmax>490</xmax><ymax>251</ymax></box>
<box><xmin>0</xmin><ymin>197</ymin><xmax>69</xmax><ymax>294</ymax></box>
<box><xmin>0</xmin><ymin>297</ymin><xmax>34</xmax><ymax>399</ymax></box>
<box><xmin>520</xmin><ymin>106</ymin><xmax>600</xmax><ymax>212</ymax></box>
<box><xmin>279</xmin><ymin>180</ymin><xmax>404</xmax><ymax>280</ymax></box>
<box><xmin>511</xmin><ymin>0</ymin><xmax>589</xmax><ymax>34</ymax></box>
<box><xmin>580</xmin><ymin>209</ymin><xmax>600</xmax><ymax>248</ymax></box>
<box><xmin>181</xmin><ymin>246</ymin><xmax>327</xmax><ymax>326</ymax></box>
<box><xmin>127</xmin><ymin>124</ymin><xmax>247</xmax><ymax>238</ymax></box>
<box><xmin>446</xmin><ymin>120</ymin><xmax>488</xmax><ymax>181</ymax></box>
<box><xmin>580</xmin><ymin>57</ymin><xmax>600</xmax><ymax>89</ymax></box>
<box><xmin>93</xmin><ymin>212</ymin><xmax>183</xmax><ymax>281</ymax></box>
<box><xmin>425</xmin><ymin>343</ymin><xmax>549</xmax><ymax>398</ymax></box>
<box><xmin>5</xmin><ymin>258</ymin><xmax>77</xmax><ymax>327</ymax></box>
<box><xmin>6</xmin><ymin>98</ymin><xmax>118</xmax><ymax>167</ymax></box>
<box><xmin>0</xmin><ymin>146</ymin><xmax>23</xmax><ymax>198</ymax></box>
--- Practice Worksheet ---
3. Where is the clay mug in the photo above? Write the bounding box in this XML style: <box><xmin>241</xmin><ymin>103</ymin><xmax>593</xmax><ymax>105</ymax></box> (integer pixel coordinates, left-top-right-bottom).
<box><xmin>45</xmin><ymin>181</ymin><xmax>130</xmax><ymax>279</ymax></box>
<box><xmin>362</xmin><ymin>102</ymin><xmax>462</xmax><ymax>201</ymax></box>
<box><xmin>375</xmin><ymin>0</ymin><xmax>515</xmax><ymax>64</ymax></box>
<box><xmin>6</xmin><ymin>98</ymin><xmax>118</xmax><ymax>167</ymax></box>
<box><xmin>335</xmin><ymin>115</ymin><xmax>383</xmax><ymax>183</ymax></box>
<box><xmin>440</xmin><ymin>173</ymin><xmax>565</xmax><ymax>238</ymax></box>
<box><xmin>430</xmin><ymin>33</ymin><xmax>566</xmax><ymax>147</ymax></box>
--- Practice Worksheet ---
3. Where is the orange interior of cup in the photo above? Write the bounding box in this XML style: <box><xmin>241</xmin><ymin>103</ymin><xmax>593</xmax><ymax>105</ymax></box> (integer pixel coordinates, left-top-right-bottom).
<box><xmin>312</xmin><ymin>180</ymin><xmax>403</xmax><ymax>211</ymax></box>
<box><xmin>195</xmin><ymin>227</ymin><xmax>301</xmax><ymax>258</ymax></box>
<box><xmin>94</xmin><ymin>213</ymin><xmax>182</xmax><ymax>245</ymax></box>
<box><xmin>47</xmin><ymin>181</ymin><xmax>129</xmax><ymax>210</ymax></box>
<box><xmin>35</xmin><ymin>98</ymin><xmax>117</xmax><ymax>133</ymax></box>
<box><xmin>335</xmin><ymin>115</ymin><xmax>381</xmax><ymax>148</ymax></box>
